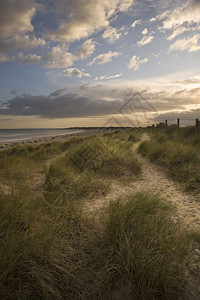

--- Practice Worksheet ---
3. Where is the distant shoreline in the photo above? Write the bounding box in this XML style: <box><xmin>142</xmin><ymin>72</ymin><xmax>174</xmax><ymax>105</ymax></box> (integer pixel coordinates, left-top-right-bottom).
<box><xmin>0</xmin><ymin>129</ymin><xmax>94</xmax><ymax>151</ymax></box>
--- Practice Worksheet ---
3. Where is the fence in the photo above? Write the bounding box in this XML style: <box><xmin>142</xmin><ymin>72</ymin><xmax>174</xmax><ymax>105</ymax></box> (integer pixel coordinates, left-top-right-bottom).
<box><xmin>153</xmin><ymin>118</ymin><xmax>200</xmax><ymax>135</ymax></box>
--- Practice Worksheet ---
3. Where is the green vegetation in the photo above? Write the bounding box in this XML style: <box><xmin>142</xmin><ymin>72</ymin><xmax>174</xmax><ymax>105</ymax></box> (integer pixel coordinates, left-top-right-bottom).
<box><xmin>139</xmin><ymin>125</ymin><xmax>200</xmax><ymax>193</ymax></box>
<box><xmin>0</xmin><ymin>128</ymin><xmax>199</xmax><ymax>299</ymax></box>
<box><xmin>43</xmin><ymin>129</ymin><xmax>142</xmax><ymax>207</ymax></box>
<box><xmin>1</xmin><ymin>190</ymin><xmax>198</xmax><ymax>299</ymax></box>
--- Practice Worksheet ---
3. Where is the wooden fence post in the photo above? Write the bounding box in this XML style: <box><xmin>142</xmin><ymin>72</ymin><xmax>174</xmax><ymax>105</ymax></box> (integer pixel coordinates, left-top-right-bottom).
<box><xmin>196</xmin><ymin>119</ymin><xmax>199</xmax><ymax>136</ymax></box>
<box><xmin>177</xmin><ymin>118</ymin><xmax>180</xmax><ymax>128</ymax></box>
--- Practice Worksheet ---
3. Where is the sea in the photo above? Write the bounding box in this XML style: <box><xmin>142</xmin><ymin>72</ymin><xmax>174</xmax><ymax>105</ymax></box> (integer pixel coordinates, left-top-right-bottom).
<box><xmin>0</xmin><ymin>128</ymin><xmax>84</xmax><ymax>142</ymax></box>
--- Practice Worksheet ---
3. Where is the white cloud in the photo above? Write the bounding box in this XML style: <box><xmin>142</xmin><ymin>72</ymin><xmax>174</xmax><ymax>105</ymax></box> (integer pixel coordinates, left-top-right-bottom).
<box><xmin>167</xmin><ymin>25</ymin><xmax>189</xmax><ymax>40</ymax></box>
<box><xmin>169</xmin><ymin>35</ymin><xmax>200</xmax><ymax>52</ymax></box>
<box><xmin>16</xmin><ymin>52</ymin><xmax>42</xmax><ymax>64</ymax></box>
<box><xmin>131</xmin><ymin>19</ymin><xmax>141</xmax><ymax>28</ymax></box>
<box><xmin>150</xmin><ymin>17</ymin><xmax>156</xmax><ymax>22</ymax></box>
<box><xmin>95</xmin><ymin>73</ymin><xmax>122</xmax><ymax>80</ymax></box>
<box><xmin>0</xmin><ymin>0</ymin><xmax>37</xmax><ymax>38</ymax></box>
<box><xmin>150</xmin><ymin>10</ymin><xmax>171</xmax><ymax>24</ymax></box>
<box><xmin>175</xmin><ymin>75</ymin><xmax>200</xmax><ymax>85</ymax></box>
<box><xmin>142</xmin><ymin>28</ymin><xmax>148</xmax><ymax>35</ymax></box>
<box><xmin>0</xmin><ymin>35</ymin><xmax>46</xmax><ymax>54</ymax></box>
<box><xmin>47</xmin><ymin>0</ymin><xmax>135</xmax><ymax>43</ymax></box>
<box><xmin>62</xmin><ymin>68</ymin><xmax>91</xmax><ymax>78</ymax></box>
<box><xmin>137</xmin><ymin>35</ymin><xmax>154</xmax><ymax>46</ymax></box>
<box><xmin>163</xmin><ymin>0</ymin><xmax>200</xmax><ymax>29</ymax></box>
<box><xmin>76</xmin><ymin>39</ymin><xmax>96</xmax><ymax>59</ymax></box>
<box><xmin>128</xmin><ymin>55</ymin><xmax>148</xmax><ymax>71</ymax></box>
<box><xmin>102</xmin><ymin>26</ymin><xmax>121</xmax><ymax>43</ymax></box>
<box><xmin>118</xmin><ymin>0</ymin><xmax>135</xmax><ymax>12</ymax></box>
<box><xmin>44</xmin><ymin>46</ymin><xmax>76</xmax><ymax>69</ymax></box>
<box><xmin>89</xmin><ymin>51</ymin><xmax>120</xmax><ymax>66</ymax></box>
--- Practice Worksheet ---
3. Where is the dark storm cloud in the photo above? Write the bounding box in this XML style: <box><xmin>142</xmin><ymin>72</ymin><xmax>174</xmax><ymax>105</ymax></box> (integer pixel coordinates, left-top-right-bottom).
<box><xmin>0</xmin><ymin>85</ymin><xmax>199</xmax><ymax>120</ymax></box>
<box><xmin>0</xmin><ymin>93</ymin><xmax>124</xmax><ymax>118</ymax></box>
<box><xmin>0</xmin><ymin>87</ymin><xmax>157</xmax><ymax>119</ymax></box>
<box><xmin>10</xmin><ymin>89</ymin><xmax>17</xmax><ymax>95</ymax></box>
<box><xmin>49</xmin><ymin>88</ymin><xmax>67</xmax><ymax>97</ymax></box>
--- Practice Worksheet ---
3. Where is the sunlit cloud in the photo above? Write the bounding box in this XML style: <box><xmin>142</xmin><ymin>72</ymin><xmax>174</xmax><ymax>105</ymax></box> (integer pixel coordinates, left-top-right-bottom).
<box><xmin>131</xmin><ymin>19</ymin><xmax>141</xmax><ymax>28</ymax></box>
<box><xmin>76</xmin><ymin>39</ymin><xmax>96</xmax><ymax>59</ymax></box>
<box><xmin>169</xmin><ymin>35</ymin><xmax>200</xmax><ymax>52</ymax></box>
<box><xmin>47</xmin><ymin>0</ymin><xmax>135</xmax><ymax>44</ymax></box>
<box><xmin>0</xmin><ymin>0</ymin><xmax>37</xmax><ymax>38</ymax></box>
<box><xmin>128</xmin><ymin>55</ymin><xmax>148</xmax><ymax>70</ymax></box>
<box><xmin>137</xmin><ymin>35</ymin><xmax>154</xmax><ymax>46</ymax></box>
<box><xmin>163</xmin><ymin>0</ymin><xmax>200</xmax><ymax>29</ymax></box>
<box><xmin>44</xmin><ymin>46</ymin><xmax>76</xmax><ymax>68</ymax></box>
<box><xmin>62</xmin><ymin>68</ymin><xmax>91</xmax><ymax>78</ymax></box>
<box><xmin>95</xmin><ymin>74</ymin><xmax>122</xmax><ymax>80</ymax></box>
<box><xmin>142</xmin><ymin>28</ymin><xmax>148</xmax><ymax>35</ymax></box>
<box><xmin>102</xmin><ymin>26</ymin><xmax>121</xmax><ymax>43</ymax></box>
<box><xmin>16</xmin><ymin>52</ymin><xmax>42</xmax><ymax>64</ymax></box>
<box><xmin>88</xmin><ymin>51</ymin><xmax>120</xmax><ymax>66</ymax></box>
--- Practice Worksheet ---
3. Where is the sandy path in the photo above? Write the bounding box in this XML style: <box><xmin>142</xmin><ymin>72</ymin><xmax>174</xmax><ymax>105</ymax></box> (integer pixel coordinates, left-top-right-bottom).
<box><xmin>85</xmin><ymin>134</ymin><xmax>200</xmax><ymax>229</ymax></box>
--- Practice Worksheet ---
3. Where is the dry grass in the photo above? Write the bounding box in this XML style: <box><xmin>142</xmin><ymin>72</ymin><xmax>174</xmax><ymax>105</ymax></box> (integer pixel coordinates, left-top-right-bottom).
<box><xmin>0</xmin><ymin>128</ymin><xmax>199</xmax><ymax>299</ymax></box>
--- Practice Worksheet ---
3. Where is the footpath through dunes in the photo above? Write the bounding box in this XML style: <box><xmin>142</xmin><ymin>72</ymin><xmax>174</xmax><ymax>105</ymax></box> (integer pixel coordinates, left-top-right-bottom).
<box><xmin>132</xmin><ymin>133</ymin><xmax>200</xmax><ymax>229</ymax></box>
<box><xmin>85</xmin><ymin>133</ymin><xmax>200</xmax><ymax>230</ymax></box>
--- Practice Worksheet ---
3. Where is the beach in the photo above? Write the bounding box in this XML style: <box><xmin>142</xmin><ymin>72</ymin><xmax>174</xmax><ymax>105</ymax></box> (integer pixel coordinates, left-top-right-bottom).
<box><xmin>0</xmin><ymin>129</ymin><xmax>93</xmax><ymax>150</ymax></box>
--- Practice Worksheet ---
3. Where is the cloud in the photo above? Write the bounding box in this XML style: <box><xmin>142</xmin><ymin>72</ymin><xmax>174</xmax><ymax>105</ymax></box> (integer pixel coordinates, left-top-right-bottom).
<box><xmin>142</xmin><ymin>28</ymin><xmax>148</xmax><ymax>35</ymax></box>
<box><xmin>0</xmin><ymin>53</ymin><xmax>10</xmax><ymax>62</ymax></box>
<box><xmin>175</xmin><ymin>75</ymin><xmax>200</xmax><ymax>85</ymax></box>
<box><xmin>0</xmin><ymin>0</ymin><xmax>37</xmax><ymax>38</ymax></box>
<box><xmin>89</xmin><ymin>51</ymin><xmax>120</xmax><ymax>66</ymax></box>
<box><xmin>44</xmin><ymin>46</ymin><xmax>76</xmax><ymax>68</ymax></box>
<box><xmin>131</xmin><ymin>19</ymin><xmax>141</xmax><ymax>28</ymax></box>
<box><xmin>167</xmin><ymin>25</ymin><xmax>189</xmax><ymax>40</ymax></box>
<box><xmin>62</xmin><ymin>68</ymin><xmax>91</xmax><ymax>78</ymax></box>
<box><xmin>137</xmin><ymin>35</ymin><xmax>154</xmax><ymax>46</ymax></box>
<box><xmin>10</xmin><ymin>90</ymin><xmax>17</xmax><ymax>95</ymax></box>
<box><xmin>16</xmin><ymin>52</ymin><xmax>42</xmax><ymax>64</ymax></box>
<box><xmin>102</xmin><ymin>26</ymin><xmax>121</xmax><ymax>43</ymax></box>
<box><xmin>50</xmin><ymin>88</ymin><xmax>67</xmax><ymax>98</ymax></box>
<box><xmin>76</xmin><ymin>39</ymin><xmax>96</xmax><ymax>59</ymax></box>
<box><xmin>155</xmin><ymin>108</ymin><xmax>200</xmax><ymax>125</ymax></box>
<box><xmin>163</xmin><ymin>0</ymin><xmax>200</xmax><ymax>29</ymax></box>
<box><xmin>0</xmin><ymin>93</ymin><xmax>124</xmax><ymax>118</ymax></box>
<box><xmin>47</xmin><ymin>0</ymin><xmax>135</xmax><ymax>43</ymax></box>
<box><xmin>0</xmin><ymin>86</ymin><xmax>155</xmax><ymax>122</ymax></box>
<box><xmin>128</xmin><ymin>55</ymin><xmax>148</xmax><ymax>71</ymax></box>
<box><xmin>95</xmin><ymin>74</ymin><xmax>122</xmax><ymax>80</ymax></box>
<box><xmin>150</xmin><ymin>17</ymin><xmax>156</xmax><ymax>22</ymax></box>
<box><xmin>169</xmin><ymin>35</ymin><xmax>200</xmax><ymax>52</ymax></box>
<box><xmin>118</xmin><ymin>0</ymin><xmax>135</xmax><ymax>12</ymax></box>
<box><xmin>1</xmin><ymin>84</ymin><xmax>200</xmax><ymax>125</ymax></box>
<box><xmin>0</xmin><ymin>35</ymin><xmax>46</xmax><ymax>55</ymax></box>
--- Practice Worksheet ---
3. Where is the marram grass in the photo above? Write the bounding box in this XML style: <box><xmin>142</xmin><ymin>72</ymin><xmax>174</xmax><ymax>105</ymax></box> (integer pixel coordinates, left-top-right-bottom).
<box><xmin>0</xmin><ymin>128</ymin><xmax>199</xmax><ymax>299</ymax></box>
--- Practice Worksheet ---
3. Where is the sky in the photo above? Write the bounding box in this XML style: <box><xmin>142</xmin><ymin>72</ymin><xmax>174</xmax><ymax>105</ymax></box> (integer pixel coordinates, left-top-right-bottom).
<box><xmin>0</xmin><ymin>0</ymin><xmax>200</xmax><ymax>128</ymax></box>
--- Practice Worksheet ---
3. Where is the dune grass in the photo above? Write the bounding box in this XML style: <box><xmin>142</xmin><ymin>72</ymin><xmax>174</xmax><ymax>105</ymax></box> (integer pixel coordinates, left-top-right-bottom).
<box><xmin>0</xmin><ymin>190</ymin><xmax>198</xmax><ymax>299</ymax></box>
<box><xmin>43</xmin><ymin>129</ymin><xmax>142</xmax><ymax>206</ymax></box>
<box><xmin>139</xmin><ymin>126</ymin><xmax>200</xmax><ymax>193</ymax></box>
<box><xmin>0</xmin><ymin>128</ymin><xmax>199</xmax><ymax>299</ymax></box>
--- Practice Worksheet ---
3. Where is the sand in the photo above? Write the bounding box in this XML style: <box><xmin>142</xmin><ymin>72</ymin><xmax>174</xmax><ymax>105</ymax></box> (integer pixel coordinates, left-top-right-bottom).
<box><xmin>0</xmin><ymin>129</ymin><xmax>94</xmax><ymax>151</ymax></box>
<box><xmin>84</xmin><ymin>133</ymin><xmax>200</xmax><ymax>230</ymax></box>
